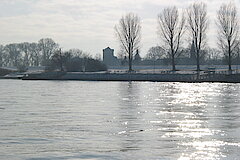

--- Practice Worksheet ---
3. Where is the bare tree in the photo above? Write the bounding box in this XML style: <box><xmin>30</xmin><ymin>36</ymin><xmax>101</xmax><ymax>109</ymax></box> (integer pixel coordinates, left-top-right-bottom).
<box><xmin>115</xmin><ymin>13</ymin><xmax>141</xmax><ymax>72</ymax></box>
<box><xmin>38</xmin><ymin>38</ymin><xmax>59</xmax><ymax>66</ymax></box>
<box><xmin>234</xmin><ymin>41</ymin><xmax>240</xmax><ymax>65</ymax></box>
<box><xmin>68</xmin><ymin>48</ymin><xmax>90</xmax><ymax>58</ymax></box>
<box><xmin>95</xmin><ymin>53</ymin><xmax>102</xmax><ymax>61</ymax></box>
<box><xmin>0</xmin><ymin>45</ymin><xmax>4</xmax><ymax>67</ymax></box>
<box><xmin>28</xmin><ymin>43</ymin><xmax>41</xmax><ymax>66</ymax></box>
<box><xmin>187</xmin><ymin>2</ymin><xmax>208</xmax><ymax>72</ymax></box>
<box><xmin>51</xmin><ymin>48</ymin><xmax>69</xmax><ymax>71</ymax></box>
<box><xmin>216</xmin><ymin>2</ymin><xmax>239</xmax><ymax>72</ymax></box>
<box><xmin>206</xmin><ymin>47</ymin><xmax>223</xmax><ymax>62</ymax></box>
<box><xmin>157</xmin><ymin>6</ymin><xmax>185</xmax><ymax>71</ymax></box>
<box><xmin>4</xmin><ymin>44</ymin><xmax>21</xmax><ymax>67</ymax></box>
<box><xmin>145</xmin><ymin>46</ymin><xmax>166</xmax><ymax>60</ymax></box>
<box><xmin>19</xmin><ymin>42</ymin><xmax>31</xmax><ymax>67</ymax></box>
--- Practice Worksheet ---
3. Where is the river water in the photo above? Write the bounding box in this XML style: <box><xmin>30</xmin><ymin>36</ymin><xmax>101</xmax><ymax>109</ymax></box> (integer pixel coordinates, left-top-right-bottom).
<box><xmin>0</xmin><ymin>80</ymin><xmax>240</xmax><ymax>160</ymax></box>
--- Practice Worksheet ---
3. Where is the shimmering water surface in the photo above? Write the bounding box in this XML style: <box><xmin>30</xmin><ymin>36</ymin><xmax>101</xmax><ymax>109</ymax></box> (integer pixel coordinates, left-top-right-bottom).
<box><xmin>0</xmin><ymin>80</ymin><xmax>240</xmax><ymax>160</ymax></box>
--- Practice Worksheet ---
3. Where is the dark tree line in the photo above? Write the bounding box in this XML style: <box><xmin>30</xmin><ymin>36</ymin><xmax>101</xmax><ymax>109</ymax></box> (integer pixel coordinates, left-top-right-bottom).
<box><xmin>145</xmin><ymin>45</ymin><xmax>222</xmax><ymax>64</ymax></box>
<box><xmin>144</xmin><ymin>44</ymin><xmax>240</xmax><ymax>65</ymax></box>
<box><xmin>50</xmin><ymin>48</ymin><xmax>107</xmax><ymax>72</ymax></box>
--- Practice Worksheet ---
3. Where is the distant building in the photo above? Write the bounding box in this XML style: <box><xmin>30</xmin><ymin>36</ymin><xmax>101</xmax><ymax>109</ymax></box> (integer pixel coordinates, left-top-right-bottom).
<box><xmin>189</xmin><ymin>41</ymin><xmax>207</xmax><ymax>64</ymax></box>
<box><xmin>133</xmin><ymin>49</ymin><xmax>142</xmax><ymax>65</ymax></box>
<box><xmin>103</xmin><ymin>47</ymin><xmax>120</xmax><ymax>66</ymax></box>
<box><xmin>102</xmin><ymin>47</ymin><xmax>143</xmax><ymax>66</ymax></box>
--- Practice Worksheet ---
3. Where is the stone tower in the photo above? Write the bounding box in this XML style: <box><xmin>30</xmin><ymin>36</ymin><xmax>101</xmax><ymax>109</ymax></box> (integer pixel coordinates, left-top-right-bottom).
<box><xmin>103</xmin><ymin>47</ymin><xmax>120</xmax><ymax>66</ymax></box>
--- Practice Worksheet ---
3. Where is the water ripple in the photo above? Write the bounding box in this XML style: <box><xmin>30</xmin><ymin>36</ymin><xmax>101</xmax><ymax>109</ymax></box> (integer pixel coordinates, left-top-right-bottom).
<box><xmin>0</xmin><ymin>80</ymin><xmax>240</xmax><ymax>159</ymax></box>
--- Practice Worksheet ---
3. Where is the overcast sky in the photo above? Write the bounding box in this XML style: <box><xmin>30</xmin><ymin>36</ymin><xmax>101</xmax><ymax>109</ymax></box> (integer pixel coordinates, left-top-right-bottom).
<box><xmin>0</xmin><ymin>0</ymin><xmax>237</xmax><ymax>57</ymax></box>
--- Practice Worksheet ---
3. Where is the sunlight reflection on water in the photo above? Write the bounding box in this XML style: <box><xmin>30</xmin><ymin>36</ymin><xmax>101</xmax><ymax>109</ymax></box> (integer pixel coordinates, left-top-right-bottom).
<box><xmin>0</xmin><ymin>80</ymin><xmax>240</xmax><ymax>159</ymax></box>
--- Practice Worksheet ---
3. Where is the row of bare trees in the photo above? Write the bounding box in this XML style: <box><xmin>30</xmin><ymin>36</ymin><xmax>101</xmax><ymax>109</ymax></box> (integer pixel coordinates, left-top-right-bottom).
<box><xmin>0</xmin><ymin>38</ymin><xmax>58</xmax><ymax>69</ymax></box>
<box><xmin>0</xmin><ymin>38</ymin><xmax>106</xmax><ymax>72</ymax></box>
<box><xmin>115</xmin><ymin>2</ymin><xmax>239</xmax><ymax>72</ymax></box>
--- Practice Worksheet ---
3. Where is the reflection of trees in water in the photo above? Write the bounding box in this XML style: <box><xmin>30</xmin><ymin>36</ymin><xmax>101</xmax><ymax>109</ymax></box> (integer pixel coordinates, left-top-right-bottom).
<box><xmin>169</xmin><ymin>83</ymin><xmax>240</xmax><ymax>159</ymax></box>
<box><xmin>116</xmin><ymin>82</ymin><xmax>215</xmax><ymax>158</ymax></box>
<box><xmin>113</xmin><ymin>82</ymin><xmax>240</xmax><ymax>159</ymax></box>
<box><xmin>213</xmin><ymin>84</ymin><xmax>240</xmax><ymax>135</ymax></box>
<box><xmin>115</xmin><ymin>82</ymin><xmax>144</xmax><ymax>153</ymax></box>
<box><xmin>198</xmin><ymin>83</ymin><xmax>240</xmax><ymax>159</ymax></box>
<box><xmin>156</xmin><ymin>83</ymin><xmax>223</xmax><ymax>159</ymax></box>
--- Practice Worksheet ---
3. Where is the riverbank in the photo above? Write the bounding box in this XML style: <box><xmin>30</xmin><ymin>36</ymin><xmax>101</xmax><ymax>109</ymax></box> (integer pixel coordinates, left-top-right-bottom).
<box><xmin>20</xmin><ymin>71</ymin><xmax>240</xmax><ymax>83</ymax></box>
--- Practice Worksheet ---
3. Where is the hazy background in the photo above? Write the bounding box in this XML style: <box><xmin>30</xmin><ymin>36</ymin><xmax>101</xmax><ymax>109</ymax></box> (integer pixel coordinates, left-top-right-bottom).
<box><xmin>0</xmin><ymin>0</ymin><xmax>237</xmax><ymax>56</ymax></box>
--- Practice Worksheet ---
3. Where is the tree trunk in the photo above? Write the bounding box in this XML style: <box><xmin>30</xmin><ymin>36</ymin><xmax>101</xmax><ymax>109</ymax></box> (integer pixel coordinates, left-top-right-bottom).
<box><xmin>128</xmin><ymin>46</ymin><xmax>132</xmax><ymax>72</ymax></box>
<box><xmin>228</xmin><ymin>52</ymin><xmax>232</xmax><ymax>72</ymax></box>
<box><xmin>172</xmin><ymin>54</ymin><xmax>176</xmax><ymax>71</ymax></box>
<box><xmin>228</xmin><ymin>41</ymin><xmax>232</xmax><ymax>72</ymax></box>
<box><xmin>129</xmin><ymin>57</ymin><xmax>132</xmax><ymax>72</ymax></box>
<box><xmin>196</xmin><ymin>51</ymin><xmax>200</xmax><ymax>72</ymax></box>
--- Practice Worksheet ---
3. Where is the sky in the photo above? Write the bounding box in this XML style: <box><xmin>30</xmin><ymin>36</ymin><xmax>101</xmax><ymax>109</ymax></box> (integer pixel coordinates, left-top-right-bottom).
<box><xmin>0</xmin><ymin>0</ymin><xmax>238</xmax><ymax>57</ymax></box>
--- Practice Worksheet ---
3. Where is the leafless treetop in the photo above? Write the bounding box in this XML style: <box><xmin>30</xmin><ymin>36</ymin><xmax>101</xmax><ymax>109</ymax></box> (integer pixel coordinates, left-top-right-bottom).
<box><xmin>158</xmin><ymin>6</ymin><xmax>185</xmax><ymax>56</ymax></box>
<box><xmin>187</xmin><ymin>2</ymin><xmax>208</xmax><ymax>52</ymax></box>
<box><xmin>115</xmin><ymin>13</ymin><xmax>141</xmax><ymax>58</ymax></box>
<box><xmin>217</xmin><ymin>2</ymin><xmax>239</xmax><ymax>53</ymax></box>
